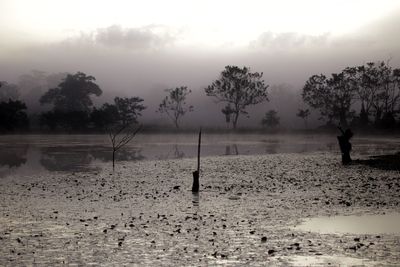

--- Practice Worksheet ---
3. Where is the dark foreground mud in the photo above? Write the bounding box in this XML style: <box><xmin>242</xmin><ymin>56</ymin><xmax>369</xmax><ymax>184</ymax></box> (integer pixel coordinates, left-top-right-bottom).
<box><xmin>0</xmin><ymin>152</ymin><xmax>399</xmax><ymax>266</ymax></box>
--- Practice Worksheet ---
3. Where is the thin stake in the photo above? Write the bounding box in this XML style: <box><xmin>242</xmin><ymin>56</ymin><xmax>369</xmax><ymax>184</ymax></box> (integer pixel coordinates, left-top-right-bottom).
<box><xmin>192</xmin><ymin>128</ymin><xmax>201</xmax><ymax>193</ymax></box>
<box><xmin>197</xmin><ymin>127</ymin><xmax>202</xmax><ymax>173</ymax></box>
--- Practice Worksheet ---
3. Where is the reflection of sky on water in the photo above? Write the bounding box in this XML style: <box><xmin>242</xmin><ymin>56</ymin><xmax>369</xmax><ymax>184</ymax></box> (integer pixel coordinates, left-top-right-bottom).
<box><xmin>0</xmin><ymin>134</ymin><xmax>400</xmax><ymax>177</ymax></box>
<box><xmin>295</xmin><ymin>213</ymin><xmax>400</xmax><ymax>234</ymax></box>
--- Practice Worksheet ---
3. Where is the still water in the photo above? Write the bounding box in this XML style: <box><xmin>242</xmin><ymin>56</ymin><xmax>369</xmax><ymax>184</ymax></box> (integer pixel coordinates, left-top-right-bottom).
<box><xmin>1</xmin><ymin>133</ymin><xmax>399</xmax><ymax>177</ymax></box>
<box><xmin>294</xmin><ymin>213</ymin><xmax>400</xmax><ymax>235</ymax></box>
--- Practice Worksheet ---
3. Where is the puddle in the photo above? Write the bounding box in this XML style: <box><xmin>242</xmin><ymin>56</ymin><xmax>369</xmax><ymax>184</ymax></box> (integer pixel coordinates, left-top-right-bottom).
<box><xmin>295</xmin><ymin>213</ymin><xmax>400</xmax><ymax>234</ymax></box>
<box><xmin>278</xmin><ymin>255</ymin><xmax>391</xmax><ymax>267</ymax></box>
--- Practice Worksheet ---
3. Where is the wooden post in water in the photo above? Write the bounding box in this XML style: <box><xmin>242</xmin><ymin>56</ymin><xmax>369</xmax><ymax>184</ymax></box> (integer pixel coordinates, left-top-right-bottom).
<box><xmin>192</xmin><ymin>128</ymin><xmax>201</xmax><ymax>192</ymax></box>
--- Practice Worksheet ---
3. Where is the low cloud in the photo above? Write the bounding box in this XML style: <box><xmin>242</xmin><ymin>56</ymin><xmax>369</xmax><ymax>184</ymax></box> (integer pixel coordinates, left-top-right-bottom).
<box><xmin>250</xmin><ymin>32</ymin><xmax>330</xmax><ymax>51</ymax></box>
<box><xmin>64</xmin><ymin>25</ymin><xmax>177</xmax><ymax>51</ymax></box>
<box><xmin>250</xmin><ymin>8</ymin><xmax>400</xmax><ymax>57</ymax></box>
<box><xmin>95</xmin><ymin>25</ymin><xmax>176</xmax><ymax>49</ymax></box>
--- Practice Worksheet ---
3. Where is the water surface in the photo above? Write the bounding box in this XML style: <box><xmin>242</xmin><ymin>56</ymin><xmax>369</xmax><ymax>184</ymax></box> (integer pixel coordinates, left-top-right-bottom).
<box><xmin>295</xmin><ymin>213</ymin><xmax>400</xmax><ymax>235</ymax></box>
<box><xmin>1</xmin><ymin>133</ymin><xmax>399</xmax><ymax>177</ymax></box>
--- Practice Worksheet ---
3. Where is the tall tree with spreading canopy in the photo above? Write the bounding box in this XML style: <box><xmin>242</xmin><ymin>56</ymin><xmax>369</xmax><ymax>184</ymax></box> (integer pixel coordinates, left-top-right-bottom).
<box><xmin>158</xmin><ymin>86</ymin><xmax>193</xmax><ymax>128</ymax></box>
<box><xmin>356</xmin><ymin>61</ymin><xmax>400</xmax><ymax>127</ymax></box>
<box><xmin>205</xmin><ymin>65</ymin><xmax>269</xmax><ymax>129</ymax></box>
<box><xmin>91</xmin><ymin>97</ymin><xmax>146</xmax><ymax>130</ymax></box>
<box><xmin>356</xmin><ymin>62</ymin><xmax>381</xmax><ymax>124</ymax></box>
<box><xmin>302</xmin><ymin>68</ymin><xmax>358</xmax><ymax>128</ymax></box>
<box><xmin>40</xmin><ymin>72</ymin><xmax>102</xmax><ymax>112</ymax></box>
<box><xmin>39</xmin><ymin>72</ymin><xmax>102</xmax><ymax>130</ymax></box>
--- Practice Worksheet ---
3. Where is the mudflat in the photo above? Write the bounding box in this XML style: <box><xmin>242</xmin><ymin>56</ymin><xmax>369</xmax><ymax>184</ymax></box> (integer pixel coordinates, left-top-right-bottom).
<box><xmin>0</xmin><ymin>152</ymin><xmax>399</xmax><ymax>266</ymax></box>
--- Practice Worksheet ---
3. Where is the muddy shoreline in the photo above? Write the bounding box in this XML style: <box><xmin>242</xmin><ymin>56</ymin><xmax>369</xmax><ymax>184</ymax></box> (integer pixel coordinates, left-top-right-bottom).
<box><xmin>0</xmin><ymin>152</ymin><xmax>399</xmax><ymax>266</ymax></box>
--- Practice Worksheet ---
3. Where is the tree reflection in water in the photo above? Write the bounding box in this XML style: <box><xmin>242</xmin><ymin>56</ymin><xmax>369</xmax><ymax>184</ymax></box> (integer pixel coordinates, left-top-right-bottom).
<box><xmin>40</xmin><ymin>146</ymin><xmax>145</xmax><ymax>172</ymax></box>
<box><xmin>40</xmin><ymin>146</ymin><xmax>97</xmax><ymax>172</ymax></box>
<box><xmin>90</xmin><ymin>147</ymin><xmax>145</xmax><ymax>162</ymax></box>
<box><xmin>0</xmin><ymin>145</ymin><xmax>29</xmax><ymax>177</ymax></box>
<box><xmin>0</xmin><ymin>145</ymin><xmax>28</xmax><ymax>168</ymax></box>
<box><xmin>265</xmin><ymin>143</ymin><xmax>279</xmax><ymax>154</ymax></box>
<box><xmin>173</xmin><ymin>145</ymin><xmax>185</xmax><ymax>159</ymax></box>
<box><xmin>225</xmin><ymin>144</ymin><xmax>239</xmax><ymax>155</ymax></box>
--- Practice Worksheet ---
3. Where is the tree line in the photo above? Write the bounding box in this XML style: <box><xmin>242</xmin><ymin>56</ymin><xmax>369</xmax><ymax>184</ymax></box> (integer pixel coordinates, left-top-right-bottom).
<box><xmin>302</xmin><ymin>60</ymin><xmax>400</xmax><ymax>129</ymax></box>
<box><xmin>1</xmin><ymin>61</ymin><xmax>400</xmax><ymax>133</ymax></box>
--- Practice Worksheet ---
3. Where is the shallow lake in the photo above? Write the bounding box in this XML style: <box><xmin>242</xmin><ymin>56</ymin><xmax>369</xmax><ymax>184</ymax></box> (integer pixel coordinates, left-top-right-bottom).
<box><xmin>1</xmin><ymin>134</ymin><xmax>400</xmax><ymax>266</ymax></box>
<box><xmin>1</xmin><ymin>133</ymin><xmax>399</xmax><ymax>177</ymax></box>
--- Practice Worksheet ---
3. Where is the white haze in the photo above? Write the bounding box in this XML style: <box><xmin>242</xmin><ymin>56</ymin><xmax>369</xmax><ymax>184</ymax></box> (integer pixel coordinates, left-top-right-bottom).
<box><xmin>1</xmin><ymin>1</ymin><xmax>400</xmax><ymax>128</ymax></box>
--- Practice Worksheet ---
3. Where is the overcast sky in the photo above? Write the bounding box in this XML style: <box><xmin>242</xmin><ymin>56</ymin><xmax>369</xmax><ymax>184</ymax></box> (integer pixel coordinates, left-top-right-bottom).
<box><xmin>1</xmin><ymin>0</ymin><xmax>400</xmax><ymax>127</ymax></box>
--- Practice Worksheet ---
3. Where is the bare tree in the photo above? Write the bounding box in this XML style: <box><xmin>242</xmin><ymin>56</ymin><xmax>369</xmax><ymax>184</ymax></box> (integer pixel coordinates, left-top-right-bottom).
<box><xmin>108</xmin><ymin>123</ymin><xmax>142</xmax><ymax>171</ymax></box>
<box><xmin>158</xmin><ymin>86</ymin><xmax>193</xmax><ymax>128</ymax></box>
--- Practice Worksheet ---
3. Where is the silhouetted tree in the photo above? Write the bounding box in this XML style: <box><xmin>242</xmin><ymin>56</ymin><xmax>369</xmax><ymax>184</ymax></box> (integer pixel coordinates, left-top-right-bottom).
<box><xmin>205</xmin><ymin>66</ymin><xmax>269</xmax><ymax>129</ymax></box>
<box><xmin>356</xmin><ymin>103</ymin><xmax>370</xmax><ymax>127</ymax></box>
<box><xmin>371</xmin><ymin>62</ymin><xmax>399</xmax><ymax>128</ymax></box>
<box><xmin>91</xmin><ymin>97</ymin><xmax>146</xmax><ymax>131</ymax></box>
<box><xmin>355</xmin><ymin>63</ymin><xmax>379</xmax><ymax>125</ymax></box>
<box><xmin>158</xmin><ymin>86</ymin><xmax>193</xmax><ymax>128</ymax></box>
<box><xmin>114</xmin><ymin>97</ymin><xmax>146</xmax><ymax>126</ymax></box>
<box><xmin>0</xmin><ymin>100</ymin><xmax>29</xmax><ymax>132</ymax></box>
<box><xmin>353</xmin><ymin>61</ymin><xmax>400</xmax><ymax>128</ymax></box>
<box><xmin>40</xmin><ymin>72</ymin><xmax>102</xmax><ymax>112</ymax></box>
<box><xmin>296</xmin><ymin>108</ymin><xmax>310</xmax><ymax>128</ymax></box>
<box><xmin>63</xmin><ymin>111</ymin><xmax>90</xmax><ymax>131</ymax></box>
<box><xmin>261</xmin><ymin>110</ymin><xmax>280</xmax><ymax>128</ymax></box>
<box><xmin>302</xmin><ymin>69</ymin><xmax>358</xmax><ymax>128</ymax></box>
<box><xmin>40</xmin><ymin>110</ymin><xmax>62</xmax><ymax>130</ymax></box>
<box><xmin>40</xmin><ymin>110</ymin><xmax>89</xmax><ymax>131</ymax></box>
<box><xmin>39</xmin><ymin>72</ymin><xmax>102</xmax><ymax>130</ymax></box>
<box><xmin>91</xmin><ymin>103</ymin><xmax>119</xmax><ymax>130</ymax></box>
<box><xmin>0</xmin><ymin>81</ymin><xmax>19</xmax><ymax>102</ymax></box>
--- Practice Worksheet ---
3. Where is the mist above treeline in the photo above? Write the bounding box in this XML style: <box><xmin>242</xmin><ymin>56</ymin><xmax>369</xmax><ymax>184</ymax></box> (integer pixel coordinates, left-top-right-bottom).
<box><xmin>1</xmin><ymin>60</ymin><xmax>400</xmax><ymax>134</ymax></box>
